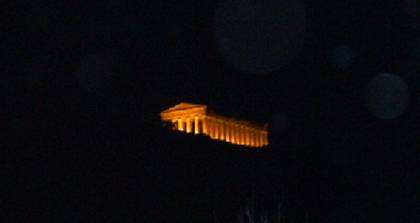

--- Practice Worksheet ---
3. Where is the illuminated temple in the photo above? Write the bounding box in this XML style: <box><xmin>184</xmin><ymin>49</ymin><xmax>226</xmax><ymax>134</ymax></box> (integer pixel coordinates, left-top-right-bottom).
<box><xmin>160</xmin><ymin>102</ymin><xmax>269</xmax><ymax>148</ymax></box>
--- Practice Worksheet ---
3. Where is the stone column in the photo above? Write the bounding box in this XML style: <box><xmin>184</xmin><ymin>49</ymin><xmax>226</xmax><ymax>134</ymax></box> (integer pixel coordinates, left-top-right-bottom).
<box><xmin>238</xmin><ymin>125</ymin><xmax>243</xmax><ymax>145</ymax></box>
<box><xmin>211</xmin><ymin>119</ymin><xmax>216</xmax><ymax>139</ymax></box>
<box><xmin>234</xmin><ymin>124</ymin><xmax>239</xmax><ymax>144</ymax></box>
<box><xmin>208</xmin><ymin>118</ymin><xmax>213</xmax><ymax>138</ymax></box>
<box><xmin>234</xmin><ymin>125</ymin><xmax>239</xmax><ymax>144</ymax></box>
<box><xmin>220</xmin><ymin>121</ymin><xmax>225</xmax><ymax>141</ymax></box>
<box><xmin>256</xmin><ymin>131</ymin><xmax>261</xmax><ymax>147</ymax></box>
<box><xmin>218</xmin><ymin>121</ymin><xmax>222</xmax><ymax>140</ymax></box>
<box><xmin>194</xmin><ymin>116</ymin><xmax>200</xmax><ymax>134</ymax></box>
<box><xmin>260</xmin><ymin>132</ymin><xmax>264</xmax><ymax>146</ymax></box>
<box><xmin>228</xmin><ymin>123</ymin><xmax>233</xmax><ymax>143</ymax></box>
<box><xmin>186</xmin><ymin>118</ymin><xmax>192</xmax><ymax>133</ymax></box>
<box><xmin>248</xmin><ymin>129</ymin><xmax>252</xmax><ymax>147</ymax></box>
<box><xmin>242</xmin><ymin>126</ymin><xmax>247</xmax><ymax>145</ymax></box>
<box><xmin>225</xmin><ymin>123</ymin><xmax>230</xmax><ymax>142</ymax></box>
<box><xmin>248</xmin><ymin>129</ymin><xmax>255</xmax><ymax>146</ymax></box>
<box><xmin>255</xmin><ymin>131</ymin><xmax>260</xmax><ymax>147</ymax></box>
<box><xmin>236</xmin><ymin>124</ymin><xmax>242</xmax><ymax>144</ymax></box>
<box><xmin>252</xmin><ymin>130</ymin><xmax>256</xmax><ymax>147</ymax></box>
<box><xmin>231</xmin><ymin>124</ymin><xmax>236</xmax><ymax>144</ymax></box>
<box><xmin>254</xmin><ymin>130</ymin><xmax>260</xmax><ymax>147</ymax></box>
<box><xmin>178</xmin><ymin>119</ymin><xmax>184</xmax><ymax>131</ymax></box>
<box><xmin>244</xmin><ymin>127</ymin><xmax>252</xmax><ymax>146</ymax></box>
<box><xmin>202</xmin><ymin>117</ymin><xmax>208</xmax><ymax>135</ymax></box>
<box><xmin>245</xmin><ymin>128</ymin><xmax>250</xmax><ymax>146</ymax></box>
<box><xmin>230</xmin><ymin>123</ymin><xmax>235</xmax><ymax>144</ymax></box>
<box><xmin>213</xmin><ymin>119</ymin><xmax>218</xmax><ymax>139</ymax></box>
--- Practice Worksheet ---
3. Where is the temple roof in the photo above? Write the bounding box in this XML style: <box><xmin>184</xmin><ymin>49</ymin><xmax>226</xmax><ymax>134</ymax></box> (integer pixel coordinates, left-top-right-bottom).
<box><xmin>161</xmin><ymin>102</ymin><xmax>267</xmax><ymax>130</ymax></box>
<box><xmin>160</xmin><ymin>102</ymin><xmax>207</xmax><ymax>114</ymax></box>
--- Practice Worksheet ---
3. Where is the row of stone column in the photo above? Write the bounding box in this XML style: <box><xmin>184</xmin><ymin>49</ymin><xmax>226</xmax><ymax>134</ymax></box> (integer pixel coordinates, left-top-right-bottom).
<box><xmin>172</xmin><ymin>116</ymin><xmax>268</xmax><ymax>147</ymax></box>
<box><xmin>173</xmin><ymin>116</ymin><xmax>202</xmax><ymax>134</ymax></box>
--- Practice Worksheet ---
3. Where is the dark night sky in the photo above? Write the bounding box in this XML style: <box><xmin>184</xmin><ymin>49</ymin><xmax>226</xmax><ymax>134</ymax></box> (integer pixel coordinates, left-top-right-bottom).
<box><xmin>3</xmin><ymin>0</ymin><xmax>418</xmax><ymax>222</ymax></box>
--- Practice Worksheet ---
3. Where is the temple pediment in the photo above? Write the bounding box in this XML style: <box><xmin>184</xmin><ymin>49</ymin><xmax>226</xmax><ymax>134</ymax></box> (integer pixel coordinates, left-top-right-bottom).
<box><xmin>161</xmin><ymin>102</ymin><xmax>207</xmax><ymax>114</ymax></box>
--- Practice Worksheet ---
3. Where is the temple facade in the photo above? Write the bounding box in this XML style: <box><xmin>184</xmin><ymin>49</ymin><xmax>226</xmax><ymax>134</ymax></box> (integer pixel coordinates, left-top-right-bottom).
<box><xmin>160</xmin><ymin>102</ymin><xmax>269</xmax><ymax>148</ymax></box>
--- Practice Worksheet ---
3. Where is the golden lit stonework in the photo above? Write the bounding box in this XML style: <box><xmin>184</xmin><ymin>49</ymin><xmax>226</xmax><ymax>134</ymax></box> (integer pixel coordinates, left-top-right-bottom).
<box><xmin>160</xmin><ymin>102</ymin><xmax>269</xmax><ymax>148</ymax></box>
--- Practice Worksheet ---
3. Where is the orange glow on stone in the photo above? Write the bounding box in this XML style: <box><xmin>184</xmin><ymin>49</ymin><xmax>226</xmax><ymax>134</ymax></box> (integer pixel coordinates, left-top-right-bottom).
<box><xmin>160</xmin><ymin>102</ymin><xmax>269</xmax><ymax>148</ymax></box>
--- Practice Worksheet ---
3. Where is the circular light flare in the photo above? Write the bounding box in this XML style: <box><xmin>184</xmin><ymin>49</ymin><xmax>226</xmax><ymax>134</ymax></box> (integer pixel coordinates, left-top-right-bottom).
<box><xmin>364</xmin><ymin>73</ymin><xmax>410</xmax><ymax>120</ymax></box>
<box><xmin>214</xmin><ymin>0</ymin><xmax>306</xmax><ymax>74</ymax></box>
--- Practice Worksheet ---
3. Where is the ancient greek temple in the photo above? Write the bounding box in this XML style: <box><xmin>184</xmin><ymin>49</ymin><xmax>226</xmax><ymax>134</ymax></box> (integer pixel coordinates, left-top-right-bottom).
<box><xmin>160</xmin><ymin>102</ymin><xmax>269</xmax><ymax>148</ymax></box>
